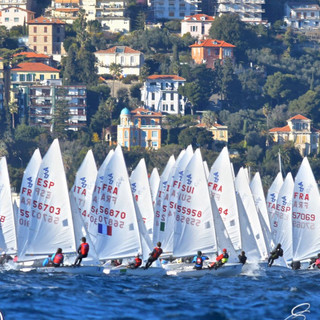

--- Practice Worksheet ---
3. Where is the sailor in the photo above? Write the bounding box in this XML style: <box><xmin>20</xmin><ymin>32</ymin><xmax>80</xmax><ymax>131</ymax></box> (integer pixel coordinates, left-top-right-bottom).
<box><xmin>51</xmin><ymin>248</ymin><xmax>64</xmax><ymax>267</ymax></box>
<box><xmin>128</xmin><ymin>254</ymin><xmax>142</xmax><ymax>269</ymax></box>
<box><xmin>268</xmin><ymin>243</ymin><xmax>283</xmax><ymax>267</ymax></box>
<box><xmin>144</xmin><ymin>242</ymin><xmax>162</xmax><ymax>269</ymax></box>
<box><xmin>238</xmin><ymin>251</ymin><xmax>247</xmax><ymax>265</ymax></box>
<box><xmin>73</xmin><ymin>237</ymin><xmax>89</xmax><ymax>266</ymax></box>
<box><xmin>315</xmin><ymin>253</ymin><xmax>320</xmax><ymax>269</ymax></box>
<box><xmin>0</xmin><ymin>251</ymin><xmax>13</xmax><ymax>265</ymax></box>
<box><xmin>192</xmin><ymin>251</ymin><xmax>209</xmax><ymax>270</ymax></box>
<box><xmin>291</xmin><ymin>260</ymin><xmax>301</xmax><ymax>270</ymax></box>
<box><xmin>209</xmin><ymin>248</ymin><xmax>229</xmax><ymax>270</ymax></box>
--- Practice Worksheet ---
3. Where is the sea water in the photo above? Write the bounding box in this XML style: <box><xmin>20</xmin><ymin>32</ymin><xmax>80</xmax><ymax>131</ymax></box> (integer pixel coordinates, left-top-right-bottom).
<box><xmin>0</xmin><ymin>268</ymin><xmax>318</xmax><ymax>320</ymax></box>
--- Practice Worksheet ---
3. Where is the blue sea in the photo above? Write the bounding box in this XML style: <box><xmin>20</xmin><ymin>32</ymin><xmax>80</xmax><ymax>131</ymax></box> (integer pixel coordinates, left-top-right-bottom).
<box><xmin>0</xmin><ymin>268</ymin><xmax>318</xmax><ymax>320</ymax></box>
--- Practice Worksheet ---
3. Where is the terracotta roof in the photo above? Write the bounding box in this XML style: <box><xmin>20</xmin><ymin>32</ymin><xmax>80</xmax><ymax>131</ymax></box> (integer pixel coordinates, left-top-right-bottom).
<box><xmin>28</xmin><ymin>16</ymin><xmax>65</xmax><ymax>24</ymax></box>
<box><xmin>96</xmin><ymin>46</ymin><xmax>142</xmax><ymax>54</ymax></box>
<box><xmin>184</xmin><ymin>14</ymin><xmax>214</xmax><ymax>22</ymax></box>
<box><xmin>131</xmin><ymin>107</ymin><xmax>162</xmax><ymax>117</ymax></box>
<box><xmin>14</xmin><ymin>52</ymin><xmax>50</xmax><ymax>59</ymax></box>
<box><xmin>289</xmin><ymin>114</ymin><xmax>310</xmax><ymax>121</ymax></box>
<box><xmin>55</xmin><ymin>8</ymin><xmax>79</xmax><ymax>12</ymax></box>
<box><xmin>12</xmin><ymin>62</ymin><xmax>60</xmax><ymax>72</ymax></box>
<box><xmin>190</xmin><ymin>39</ymin><xmax>235</xmax><ymax>48</ymax></box>
<box><xmin>147</xmin><ymin>75</ymin><xmax>186</xmax><ymax>81</ymax></box>
<box><xmin>0</xmin><ymin>6</ymin><xmax>35</xmax><ymax>14</ymax></box>
<box><xmin>269</xmin><ymin>125</ymin><xmax>291</xmax><ymax>133</ymax></box>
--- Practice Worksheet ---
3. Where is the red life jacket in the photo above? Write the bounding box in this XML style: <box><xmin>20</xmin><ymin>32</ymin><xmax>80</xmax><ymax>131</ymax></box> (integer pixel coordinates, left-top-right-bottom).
<box><xmin>134</xmin><ymin>257</ymin><xmax>142</xmax><ymax>267</ymax></box>
<box><xmin>81</xmin><ymin>243</ymin><xmax>89</xmax><ymax>256</ymax></box>
<box><xmin>196</xmin><ymin>257</ymin><xmax>202</xmax><ymax>266</ymax></box>
<box><xmin>315</xmin><ymin>258</ymin><xmax>320</xmax><ymax>267</ymax></box>
<box><xmin>53</xmin><ymin>253</ymin><xmax>63</xmax><ymax>265</ymax></box>
<box><xmin>152</xmin><ymin>247</ymin><xmax>163</xmax><ymax>259</ymax></box>
<box><xmin>216</xmin><ymin>254</ymin><xmax>224</xmax><ymax>261</ymax></box>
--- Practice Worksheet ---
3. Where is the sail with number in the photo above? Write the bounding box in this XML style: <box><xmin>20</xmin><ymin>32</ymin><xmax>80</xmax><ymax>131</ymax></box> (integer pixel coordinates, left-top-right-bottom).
<box><xmin>292</xmin><ymin>157</ymin><xmax>320</xmax><ymax>261</ymax></box>
<box><xmin>21</xmin><ymin>139</ymin><xmax>76</xmax><ymax>260</ymax></box>
<box><xmin>173</xmin><ymin>149</ymin><xmax>217</xmax><ymax>257</ymax></box>
<box><xmin>208</xmin><ymin>147</ymin><xmax>241</xmax><ymax>251</ymax></box>
<box><xmin>0</xmin><ymin>157</ymin><xmax>17</xmax><ymax>254</ymax></box>
<box><xmin>88</xmin><ymin>146</ymin><xmax>141</xmax><ymax>259</ymax></box>
<box><xmin>272</xmin><ymin>172</ymin><xmax>294</xmax><ymax>263</ymax></box>
<box><xmin>17</xmin><ymin>149</ymin><xmax>42</xmax><ymax>259</ymax></box>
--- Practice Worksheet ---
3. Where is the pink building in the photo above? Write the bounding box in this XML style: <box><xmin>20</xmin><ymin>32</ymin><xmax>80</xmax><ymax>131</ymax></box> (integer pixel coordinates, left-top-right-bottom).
<box><xmin>181</xmin><ymin>14</ymin><xmax>215</xmax><ymax>39</ymax></box>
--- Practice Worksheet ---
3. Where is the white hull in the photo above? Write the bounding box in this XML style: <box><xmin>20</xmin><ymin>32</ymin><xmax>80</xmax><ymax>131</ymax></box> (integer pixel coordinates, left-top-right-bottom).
<box><xmin>28</xmin><ymin>266</ymin><xmax>104</xmax><ymax>275</ymax></box>
<box><xmin>104</xmin><ymin>266</ymin><xmax>166</xmax><ymax>276</ymax></box>
<box><xmin>166</xmin><ymin>263</ymin><xmax>242</xmax><ymax>277</ymax></box>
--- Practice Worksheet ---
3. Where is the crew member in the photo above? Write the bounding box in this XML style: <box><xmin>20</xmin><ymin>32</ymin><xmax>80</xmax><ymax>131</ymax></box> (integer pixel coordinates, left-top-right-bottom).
<box><xmin>144</xmin><ymin>242</ymin><xmax>162</xmax><ymax>269</ymax></box>
<box><xmin>192</xmin><ymin>251</ymin><xmax>209</xmax><ymax>270</ymax></box>
<box><xmin>128</xmin><ymin>254</ymin><xmax>142</xmax><ymax>269</ymax></box>
<box><xmin>73</xmin><ymin>237</ymin><xmax>89</xmax><ymax>266</ymax></box>
<box><xmin>268</xmin><ymin>243</ymin><xmax>283</xmax><ymax>267</ymax></box>
<box><xmin>238</xmin><ymin>251</ymin><xmax>247</xmax><ymax>265</ymax></box>
<box><xmin>52</xmin><ymin>248</ymin><xmax>64</xmax><ymax>267</ymax></box>
<box><xmin>209</xmin><ymin>248</ymin><xmax>229</xmax><ymax>270</ymax></box>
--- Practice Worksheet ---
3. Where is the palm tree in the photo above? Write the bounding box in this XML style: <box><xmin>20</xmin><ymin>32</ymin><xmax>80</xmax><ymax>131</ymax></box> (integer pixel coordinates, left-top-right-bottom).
<box><xmin>109</xmin><ymin>63</ymin><xmax>123</xmax><ymax>97</ymax></box>
<box><xmin>8</xmin><ymin>101</ymin><xmax>18</xmax><ymax>129</ymax></box>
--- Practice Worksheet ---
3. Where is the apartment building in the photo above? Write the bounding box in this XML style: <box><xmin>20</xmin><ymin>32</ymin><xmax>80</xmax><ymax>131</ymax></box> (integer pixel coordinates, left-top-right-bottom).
<box><xmin>181</xmin><ymin>14</ymin><xmax>215</xmax><ymax>39</ymax></box>
<box><xmin>28</xmin><ymin>16</ymin><xmax>66</xmax><ymax>56</ymax></box>
<box><xmin>48</xmin><ymin>0</ymin><xmax>80</xmax><ymax>24</ymax></box>
<box><xmin>217</xmin><ymin>0</ymin><xmax>266</xmax><ymax>24</ymax></box>
<box><xmin>0</xmin><ymin>0</ymin><xmax>33</xmax><ymax>11</ymax></box>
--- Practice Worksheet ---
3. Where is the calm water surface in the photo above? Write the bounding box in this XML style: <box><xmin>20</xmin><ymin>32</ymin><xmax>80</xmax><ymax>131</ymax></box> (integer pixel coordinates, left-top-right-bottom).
<box><xmin>0</xmin><ymin>268</ymin><xmax>319</xmax><ymax>320</ymax></box>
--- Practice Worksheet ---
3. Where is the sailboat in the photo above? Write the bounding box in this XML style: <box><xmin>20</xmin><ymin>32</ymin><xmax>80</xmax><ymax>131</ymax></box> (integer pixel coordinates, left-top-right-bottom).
<box><xmin>18</xmin><ymin>140</ymin><xmax>102</xmax><ymax>274</ymax></box>
<box><xmin>0</xmin><ymin>157</ymin><xmax>17</xmax><ymax>256</ymax></box>
<box><xmin>168</xmin><ymin>149</ymin><xmax>242</xmax><ymax>277</ymax></box>
<box><xmin>292</xmin><ymin>157</ymin><xmax>320</xmax><ymax>266</ymax></box>
<box><xmin>16</xmin><ymin>149</ymin><xmax>42</xmax><ymax>265</ymax></box>
<box><xmin>149</xmin><ymin>167</ymin><xmax>160</xmax><ymax>207</ymax></box>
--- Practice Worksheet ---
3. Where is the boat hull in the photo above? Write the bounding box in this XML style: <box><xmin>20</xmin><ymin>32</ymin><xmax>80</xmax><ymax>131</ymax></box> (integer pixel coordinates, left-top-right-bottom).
<box><xmin>104</xmin><ymin>266</ymin><xmax>166</xmax><ymax>276</ymax></box>
<box><xmin>166</xmin><ymin>263</ymin><xmax>242</xmax><ymax>277</ymax></box>
<box><xmin>33</xmin><ymin>265</ymin><xmax>104</xmax><ymax>275</ymax></box>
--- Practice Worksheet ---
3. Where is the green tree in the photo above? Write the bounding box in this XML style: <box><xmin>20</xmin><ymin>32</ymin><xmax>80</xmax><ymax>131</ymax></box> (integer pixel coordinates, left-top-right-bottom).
<box><xmin>202</xmin><ymin>111</ymin><xmax>217</xmax><ymax>127</ymax></box>
<box><xmin>8</xmin><ymin>101</ymin><xmax>18</xmax><ymax>129</ymax></box>
<box><xmin>109</xmin><ymin>63</ymin><xmax>123</xmax><ymax>97</ymax></box>
<box><xmin>52</xmin><ymin>99</ymin><xmax>69</xmax><ymax>139</ymax></box>
<box><xmin>178</xmin><ymin>127</ymin><xmax>213</xmax><ymax>149</ymax></box>
<box><xmin>63</xmin><ymin>44</ymin><xmax>79</xmax><ymax>85</ymax></box>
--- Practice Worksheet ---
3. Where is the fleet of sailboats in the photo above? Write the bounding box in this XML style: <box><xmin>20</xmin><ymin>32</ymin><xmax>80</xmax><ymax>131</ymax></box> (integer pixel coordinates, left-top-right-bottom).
<box><xmin>1</xmin><ymin>140</ymin><xmax>320</xmax><ymax>276</ymax></box>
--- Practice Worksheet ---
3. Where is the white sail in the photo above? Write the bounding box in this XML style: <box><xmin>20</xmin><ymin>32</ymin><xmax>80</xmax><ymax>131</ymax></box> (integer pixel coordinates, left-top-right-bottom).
<box><xmin>271</xmin><ymin>172</ymin><xmax>294</xmax><ymax>263</ymax></box>
<box><xmin>235</xmin><ymin>167</ymin><xmax>267</xmax><ymax>259</ymax></box>
<box><xmin>22</xmin><ymin>139</ymin><xmax>76</xmax><ymax>259</ymax></box>
<box><xmin>211</xmin><ymin>197</ymin><xmax>238</xmax><ymax>263</ymax></box>
<box><xmin>173</xmin><ymin>149</ymin><xmax>217</xmax><ymax>257</ymax></box>
<box><xmin>203</xmin><ymin>161</ymin><xmax>209</xmax><ymax>180</ymax></box>
<box><xmin>69</xmin><ymin>149</ymin><xmax>99</xmax><ymax>264</ymax></box>
<box><xmin>250</xmin><ymin>172</ymin><xmax>273</xmax><ymax>252</ymax></box>
<box><xmin>130</xmin><ymin>158</ymin><xmax>154</xmax><ymax>240</ymax></box>
<box><xmin>152</xmin><ymin>155</ymin><xmax>175</xmax><ymax>245</ymax></box>
<box><xmin>0</xmin><ymin>157</ymin><xmax>17</xmax><ymax>254</ymax></box>
<box><xmin>88</xmin><ymin>145</ymin><xmax>141</xmax><ymax>260</ymax></box>
<box><xmin>17</xmin><ymin>149</ymin><xmax>42</xmax><ymax>258</ymax></box>
<box><xmin>208</xmin><ymin>147</ymin><xmax>241</xmax><ymax>250</ymax></box>
<box><xmin>159</xmin><ymin>145</ymin><xmax>194</xmax><ymax>253</ymax></box>
<box><xmin>149</xmin><ymin>167</ymin><xmax>160</xmax><ymax>206</ymax></box>
<box><xmin>266</xmin><ymin>172</ymin><xmax>283</xmax><ymax>227</ymax></box>
<box><xmin>292</xmin><ymin>157</ymin><xmax>320</xmax><ymax>261</ymax></box>
<box><xmin>236</xmin><ymin>193</ymin><xmax>261</xmax><ymax>262</ymax></box>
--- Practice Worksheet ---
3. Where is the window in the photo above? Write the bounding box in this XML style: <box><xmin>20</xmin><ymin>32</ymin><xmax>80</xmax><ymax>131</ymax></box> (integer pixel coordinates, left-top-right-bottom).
<box><xmin>44</xmin><ymin>26</ymin><xmax>47</xmax><ymax>33</ymax></box>
<box><xmin>11</xmin><ymin>74</ymin><xmax>18</xmax><ymax>81</ymax></box>
<box><xmin>152</xmin><ymin>131</ymin><xmax>158</xmax><ymax>138</ymax></box>
<box><xmin>33</xmin><ymin>36</ymin><xmax>37</xmax><ymax>42</ymax></box>
<box><xmin>120</xmin><ymin>56</ymin><xmax>124</xmax><ymax>64</ymax></box>
<box><xmin>134</xmin><ymin>119</ymin><xmax>139</xmax><ymax>126</ymax></box>
<box><xmin>152</xmin><ymin>141</ymin><xmax>158</xmax><ymax>147</ymax></box>
<box><xmin>162</xmin><ymin>93</ymin><xmax>166</xmax><ymax>100</ymax></box>
<box><xmin>33</xmin><ymin>26</ymin><xmax>37</xmax><ymax>32</ymax></box>
<box><xmin>26</xmin><ymin>74</ymin><xmax>32</xmax><ymax>81</ymax></box>
<box><xmin>151</xmin><ymin>119</ymin><xmax>155</xmax><ymax>125</ymax></box>
<box><xmin>5</xmin><ymin>18</ymin><xmax>9</xmax><ymax>22</ymax></box>
<box><xmin>51</xmin><ymin>74</ymin><xmax>56</xmax><ymax>79</ymax></box>
<box><xmin>57</xmin><ymin>37</ymin><xmax>60</xmax><ymax>42</ymax></box>
<box><xmin>151</xmin><ymin>93</ymin><xmax>155</xmax><ymax>100</ymax></box>
<box><xmin>19</xmin><ymin>74</ymin><xmax>25</xmax><ymax>81</ymax></box>
<box><xmin>14</xmin><ymin>18</ymin><xmax>19</xmax><ymax>22</ymax></box>
<box><xmin>170</xmin><ymin>104</ymin><xmax>174</xmax><ymax>111</ymax></box>
<box><xmin>124</xmin><ymin>130</ymin><xmax>129</xmax><ymax>138</ymax></box>
<box><xmin>171</xmin><ymin>93</ymin><xmax>174</xmax><ymax>100</ymax></box>
<box><xmin>130</xmin><ymin>56</ymin><xmax>134</xmax><ymax>65</ymax></box>
<box><xmin>141</xmin><ymin>119</ymin><xmax>146</xmax><ymax>125</ymax></box>
<box><xmin>44</xmin><ymin>46</ymin><xmax>47</xmax><ymax>52</ymax></box>
<box><xmin>44</xmin><ymin>36</ymin><xmax>47</xmax><ymax>42</ymax></box>
<box><xmin>40</xmin><ymin>74</ymin><xmax>44</xmax><ymax>80</ymax></box>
